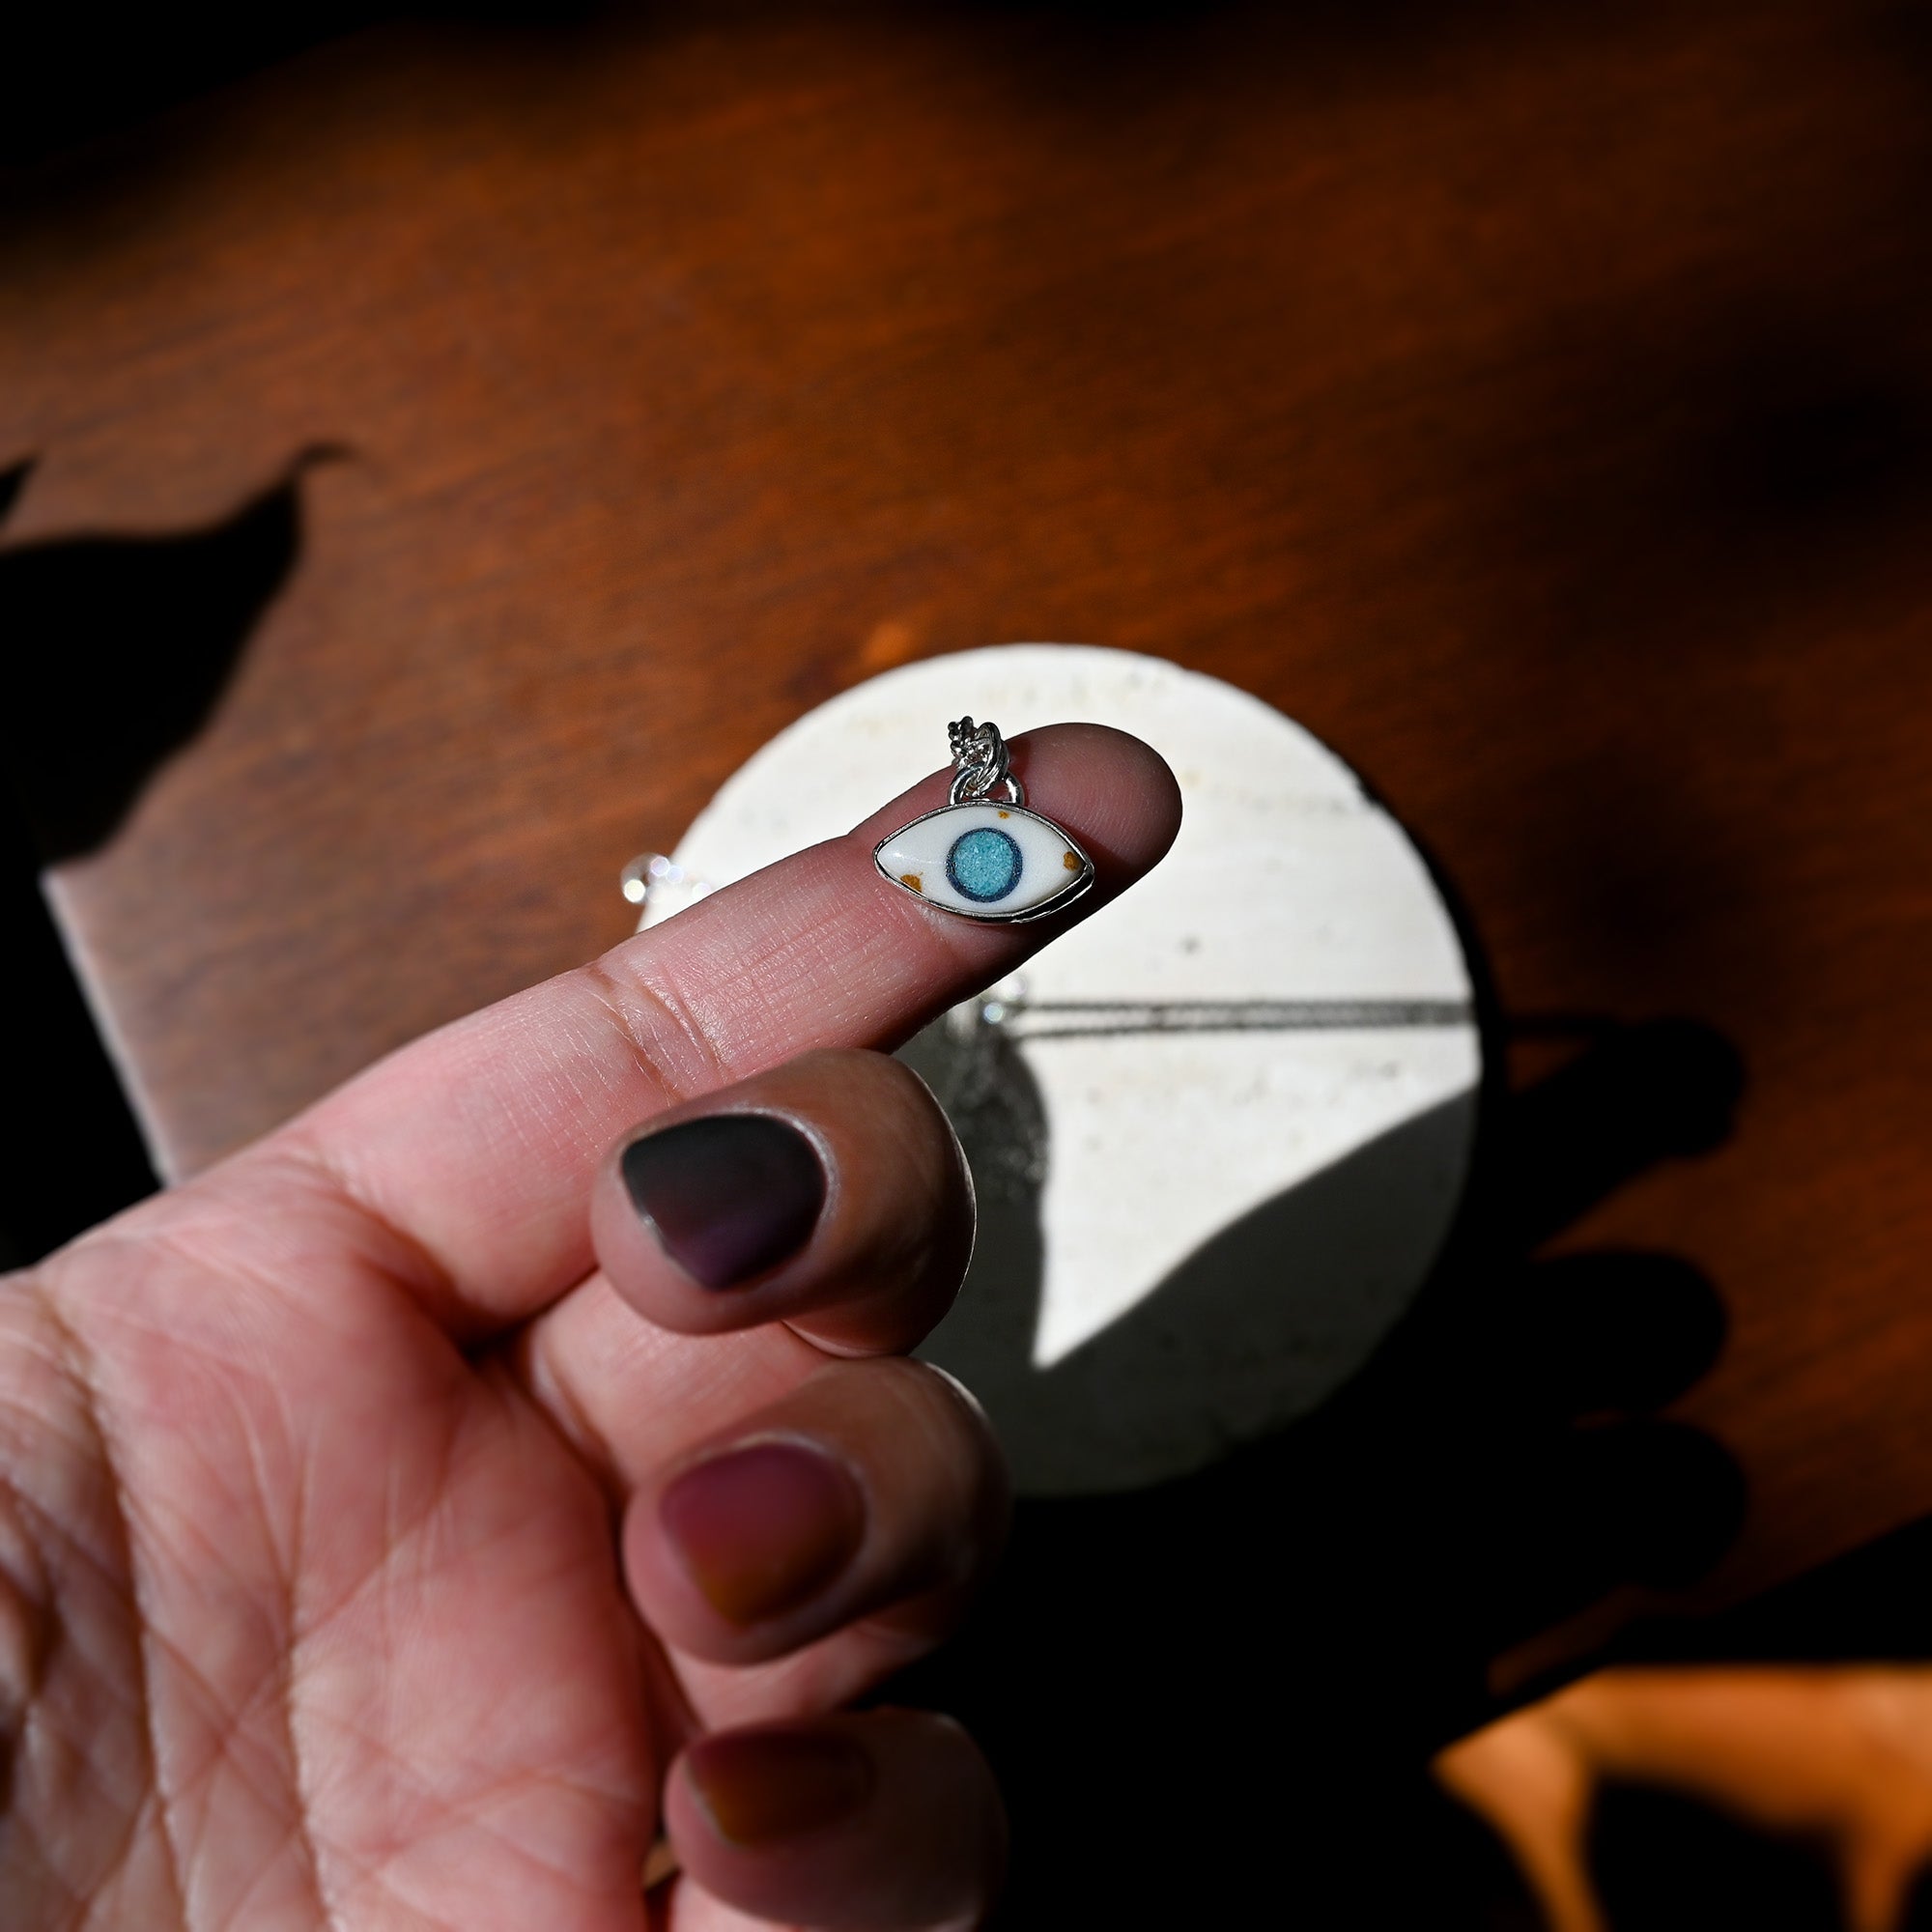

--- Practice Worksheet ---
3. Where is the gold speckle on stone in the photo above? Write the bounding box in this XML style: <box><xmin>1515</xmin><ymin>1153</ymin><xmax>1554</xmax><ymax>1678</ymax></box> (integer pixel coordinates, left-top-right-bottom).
<box><xmin>1064</xmin><ymin>849</ymin><xmax>1081</xmax><ymax>870</ymax></box>
<box><xmin>900</xmin><ymin>873</ymin><xmax>923</xmax><ymax>893</ymax></box>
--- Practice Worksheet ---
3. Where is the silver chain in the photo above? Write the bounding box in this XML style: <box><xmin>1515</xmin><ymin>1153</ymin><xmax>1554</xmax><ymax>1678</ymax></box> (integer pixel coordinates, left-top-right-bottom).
<box><xmin>947</xmin><ymin>717</ymin><xmax>1025</xmax><ymax>808</ymax></box>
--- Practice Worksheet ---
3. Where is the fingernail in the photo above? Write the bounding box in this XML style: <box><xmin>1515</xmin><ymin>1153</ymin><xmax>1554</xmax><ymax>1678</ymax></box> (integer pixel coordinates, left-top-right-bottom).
<box><xmin>684</xmin><ymin>1726</ymin><xmax>874</xmax><ymax>1845</ymax></box>
<box><xmin>620</xmin><ymin>1113</ymin><xmax>826</xmax><ymax>1288</ymax></box>
<box><xmin>660</xmin><ymin>1439</ymin><xmax>866</xmax><ymax>1625</ymax></box>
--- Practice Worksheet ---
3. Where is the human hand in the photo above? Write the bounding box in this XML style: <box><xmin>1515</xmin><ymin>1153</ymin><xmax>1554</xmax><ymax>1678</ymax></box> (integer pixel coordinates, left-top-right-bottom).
<box><xmin>0</xmin><ymin>724</ymin><xmax>1180</xmax><ymax>1931</ymax></box>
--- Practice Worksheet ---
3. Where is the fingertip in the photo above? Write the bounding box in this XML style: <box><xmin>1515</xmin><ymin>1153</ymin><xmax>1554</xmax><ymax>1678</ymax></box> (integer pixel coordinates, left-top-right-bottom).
<box><xmin>592</xmin><ymin>1049</ymin><xmax>973</xmax><ymax>1349</ymax></box>
<box><xmin>666</xmin><ymin>1711</ymin><xmax>1007</xmax><ymax>1929</ymax></box>
<box><xmin>1017</xmin><ymin>721</ymin><xmax>1184</xmax><ymax>884</ymax></box>
<box><xmin>625</xmin><ymin>1356</ymin><xmax>1008</xmax><ymax>1666</ymax></box>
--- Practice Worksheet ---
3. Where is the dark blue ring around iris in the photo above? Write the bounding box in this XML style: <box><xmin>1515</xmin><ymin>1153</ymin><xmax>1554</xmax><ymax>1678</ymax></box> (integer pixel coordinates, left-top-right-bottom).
<box><xmin>946</xmin><ymin>826</ymin><xmax>1023</xmax><ymax>903</ymax></box>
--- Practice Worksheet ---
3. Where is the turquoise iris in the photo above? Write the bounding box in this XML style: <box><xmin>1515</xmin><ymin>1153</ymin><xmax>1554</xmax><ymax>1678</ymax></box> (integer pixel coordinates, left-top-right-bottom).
<box><xmin>946</xmin><ymin>826</ymin><xmax>1023</xmax><ymax>903</ymax></box>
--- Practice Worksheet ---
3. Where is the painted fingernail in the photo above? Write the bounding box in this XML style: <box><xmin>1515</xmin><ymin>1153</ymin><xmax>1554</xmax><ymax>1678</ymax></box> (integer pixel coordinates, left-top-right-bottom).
<box><xmin>620</xmin><ymin>1113</ymin><xmax>826</xmax><ymax>1288</ymax></box>
<box><xmin>684</xmin><ymin>1726</ymin><xmax>874</xmax><ymax>1845</ymax></box>
<box><xmin>660</xmin><ymin>1439</ymin><xmax>866</xmax><ymax>1625</ymax></box>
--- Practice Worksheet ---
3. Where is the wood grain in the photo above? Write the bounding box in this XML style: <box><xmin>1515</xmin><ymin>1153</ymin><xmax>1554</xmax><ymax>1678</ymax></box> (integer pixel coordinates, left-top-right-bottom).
<box><xmin>4</xmin><ymin>0</ymin><xmax>1931</xmax><ymax>1658</ymax></box>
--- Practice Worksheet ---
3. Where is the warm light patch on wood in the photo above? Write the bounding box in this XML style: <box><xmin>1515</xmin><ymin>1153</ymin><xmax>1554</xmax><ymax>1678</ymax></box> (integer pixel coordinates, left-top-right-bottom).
<box><xmin>861</xmin><ymin>618</ymin><xmax>921</xmax><ymax>670</ymax></box>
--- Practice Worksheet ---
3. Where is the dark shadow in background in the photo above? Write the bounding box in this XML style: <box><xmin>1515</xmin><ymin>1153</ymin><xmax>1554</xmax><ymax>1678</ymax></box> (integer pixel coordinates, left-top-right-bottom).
<box><xmin>1</xmin><ymin>0</ymin><xmax>1561</xmax><ymax>175</ymax></box>
<box><xmin>908</xmin><ymin>1015</ymin><xmax>1481</xmax><ymax>1494</ymax></box>
<box><xmin>0</xmin><ymin>451</ymin><xmax>333</xmax><ymax>1258</ymax></box>
<box><xmin>0</xmin><ymin>5</ymin><xmax>602</xmax><ymax>166</ymax></box>
<box><xmin>891</xmin><ymin>1012</ymin><xmax>1749</xmax><ymax>1927</ymax></box>
<box><xmin>0</xmin><ymin>802</ymin><xmax>155</xmax><ymax>1265</ymax></box>
<box><xmin>1590</xmin><ymin>1781</ymin><xmax>1844</xmax><ymax>1932</ymax></box>
<box><xmin>1</xmin><ymin>448</ymin><xmax>341</xmax><ymax>862</ymax></box>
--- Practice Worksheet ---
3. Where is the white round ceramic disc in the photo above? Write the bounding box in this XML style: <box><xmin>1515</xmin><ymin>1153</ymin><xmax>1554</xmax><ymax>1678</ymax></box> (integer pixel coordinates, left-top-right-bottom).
<box><xmin>641</xmin><ymin>645</ymin><xmax>1482</xmax><ymax>1494</ymax></box>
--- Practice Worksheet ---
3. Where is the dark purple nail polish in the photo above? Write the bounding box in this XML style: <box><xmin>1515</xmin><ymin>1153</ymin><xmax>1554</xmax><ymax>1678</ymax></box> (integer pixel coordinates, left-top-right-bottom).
<box><xmin>620</xmin><ymin>1113</ymin><xmax>826</xmax><ymax>1288</ymax></box>
<box><xmin>660</xmin><ymin>1439</ymin><xmax>865</xmax><ymax>1624</ymax></box>
<box><xmin>685</xmin><ymin>1725</ymin><xmax>875</xmax><ymax>1845</ymax></box>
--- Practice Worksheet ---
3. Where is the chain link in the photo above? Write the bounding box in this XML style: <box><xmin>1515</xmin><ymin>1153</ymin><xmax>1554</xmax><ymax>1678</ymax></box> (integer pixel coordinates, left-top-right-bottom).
<box><xmin>947</xmin><ymin>717</ymin><xmax>1025</xmax><ymax>807</ymax></box>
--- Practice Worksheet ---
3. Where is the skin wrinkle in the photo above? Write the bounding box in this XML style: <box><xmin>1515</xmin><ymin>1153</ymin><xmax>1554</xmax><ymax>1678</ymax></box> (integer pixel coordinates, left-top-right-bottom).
<box><xmin>77</xmin><ymin>1211</ymin><xmax>395</xmax><ymax>1370</ymax></box>
<box><xmin>316</xmin><ymin>1393</ymin><xmax>480</xmax><ymax>1637</ymax></box>
<box><xmin>574</xmin><ymin>959</ymin><xmax>733</xmax><ymax>1111</ymax></box>
<box><xmin>69</xmin><ymin>1196</ymin><xmax>580</xmax><ymax>1893</ymax></box>
<box><xmin>282</xmin><ymin>1604</ymin><xmax>338</xmax><ymax>1932</ymax></box>
<box><xmin>43</xmin><ymin>1258</ymin><xmax>483</xmax><ymax>1676</ymax></box>
<box><xmin>72</xmin><ymin>1483</ymin><xmax>311</xmax><ymax>1929</ymax></box>
<box><xmin>289</xmin><ymin>1577</ymin><xmax>469</xmax><ymax>1919</ymax></box>
<box><xmin>110</xmin><ymin>1167</ymin><xmax>339</xmax><ymax>1288</ymax></box>
<box><xmin>244</xmin><ymin>1144</ymin><xmax>474</xmax><ymax>1345</ymax></box>
<box><xmin>732</xmin><ymin>896</ymin><xmax>946</xmax><ymax>1054</ymax></box>
<box><xmin>25</xmin><ymin>1289</ymin><xmax>194</xmax><ymax>1932</ymax></box>
<box><xmin>29</xmin><ymin>1341</ymin><xmax>311</xmax><ymax>1820</ymax></box>
<box><xmin>255</xmin><ymin>1145</ymin><xmax>465</xmax><ymax>1308</ymax></box>
<box><xmin>304</xmin><ymin>1675</ymin><xmax>648</xmax><ymax>1932</ymax></box>
<box><xmin>174</xmin><ymin>1771</ymin><xmax>321</xmax><ymax>1932</ymax></box>
<box><xmin>290</xmin><ymin>1391</ymin><xmax>651</xmax><ymax>1900</ymax></box>
<box><xmin>291</xmin><ymin>1692</ymin><xmax>606</xmax><ymax>1906</ymax></box>
<box><xmin>0</xmin><ymin>1436</ymin><xmax>55</xmax><ymax>1712</ymax></box>
<box><xmin>216</xmin><ymin>1352</ymin><xmax>333</xmax><ymax>1932</ymax></box>
<box><xmin>0</xmin><ymin>1337</ymin><xmax>156</xmax><ymax>1916</ymax></box>
<box><xmin>493</xmin><ymin>996</ymin><xmax>662</xmax><ymax>1166</ymax></box>
<box><xmin>5</xmin><ymin>1492</ymin><xmax>150</xmax><ymax>1931</ymax></box>
<box><xmin>346</xmin><ymin>1829</ymin><xmax>598</xmax><ymax>1932</ymax></box>
<box><xmin>25</xmin><ymin>1221</ymin><xmax>582</xmax><ymax>1931</ymax></box>
<box><xmin>72</xmin><ymin>1798</ymin><xmax>156</xmax><ymax>1932</ymax></box>
<box><xmin>3</xmin><ymin>1481</ymin><xmax>138</xmax><ymax>1714</ymax></box>
<box><xmin>276</xmin><ymin>1430</ymin><xmax>336</xmax><ymax>1924</ymax></box>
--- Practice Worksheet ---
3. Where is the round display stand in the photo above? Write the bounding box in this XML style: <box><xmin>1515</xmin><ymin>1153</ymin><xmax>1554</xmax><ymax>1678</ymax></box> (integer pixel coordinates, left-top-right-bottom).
<box><xmin>642</xmin><ymin>645</ymin><xmax>1482</xmax><ymax>1494</ymax></box>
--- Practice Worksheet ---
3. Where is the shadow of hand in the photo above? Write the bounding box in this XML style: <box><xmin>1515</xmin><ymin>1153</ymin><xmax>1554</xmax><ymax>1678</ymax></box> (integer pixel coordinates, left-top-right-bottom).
<box><xmin>891</xmin><ymin>1016</ymin><xmax>1747</xmax><ymax>1925</ymax></box>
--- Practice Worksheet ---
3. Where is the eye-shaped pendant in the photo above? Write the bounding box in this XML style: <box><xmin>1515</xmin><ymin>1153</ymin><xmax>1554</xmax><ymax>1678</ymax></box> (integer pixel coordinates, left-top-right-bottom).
<box><xmin>874</xmin><ymin>718</ymin><xmax>1095</xmax><ymax>923</ymax></box>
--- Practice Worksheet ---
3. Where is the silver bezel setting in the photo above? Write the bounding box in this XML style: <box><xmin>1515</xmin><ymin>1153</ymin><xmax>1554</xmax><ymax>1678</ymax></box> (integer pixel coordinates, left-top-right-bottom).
<box><xmin>873</xmin><ymin>802</ymin><xmax>1095</xmax><ymax>923</ymax></box>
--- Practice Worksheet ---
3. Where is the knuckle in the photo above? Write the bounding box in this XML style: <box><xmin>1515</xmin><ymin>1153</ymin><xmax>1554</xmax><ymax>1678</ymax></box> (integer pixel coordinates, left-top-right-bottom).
<box><xmin>576</xmin><ymin>955</ymin><xmax>733</xmax><ymax>1103</ymax></box>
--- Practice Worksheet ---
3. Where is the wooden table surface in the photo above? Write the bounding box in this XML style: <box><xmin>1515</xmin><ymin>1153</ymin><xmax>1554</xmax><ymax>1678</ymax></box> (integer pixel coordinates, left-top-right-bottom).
<box><xmin>4</xmin><ymin>0</ymin><xmax>1931</xmax><ymax>1805</ymax></box>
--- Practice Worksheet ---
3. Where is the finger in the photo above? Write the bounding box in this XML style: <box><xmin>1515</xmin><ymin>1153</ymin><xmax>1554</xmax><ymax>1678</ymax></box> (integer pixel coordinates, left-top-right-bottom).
<box><xmin>515</xmin><ymin>1286</ymin><xmax>982</xmax><ymax>1726</ymax></box>
<box><xmin>591</xmin><ymin>1048</ymin><xmax>974</xmax><ymax>1356</ymax></box>
<box><xmin>514</xmin><ymin>1285</ymin><xmax>986</xmax><ymax>1724</ymax></box>
<box><xmin>665</xmin><ymin>1711</ymin><xmax>1006</xmax><ymax>1931</ymax></box>
<box><xmin>668</xmin><ymin>1592</ymin><xmax>980</xmax><ymax>1736</ymax></box>
<box><xmin>274</xmin><ymin>724</ymin><xmax>1180</xmax><ymax>1335</ymax></box>
<box><xmin>623</xmin><ymin>1357</ymin><xmax>1007</xmax><ymax>1667</ymax></box>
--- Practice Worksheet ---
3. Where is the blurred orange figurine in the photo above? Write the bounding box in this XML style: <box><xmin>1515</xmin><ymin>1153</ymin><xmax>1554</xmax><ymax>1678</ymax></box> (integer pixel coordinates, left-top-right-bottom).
<box><xmin>1439</xmin><ymin>1667</ymin><xmax>1932</xmax><ymax>1932</ymax></box>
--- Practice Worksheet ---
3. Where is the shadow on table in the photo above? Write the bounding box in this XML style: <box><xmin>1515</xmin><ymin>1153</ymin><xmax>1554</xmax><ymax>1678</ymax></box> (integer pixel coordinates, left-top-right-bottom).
<box><xmin>890</xmin><ymin>1011</ymin><xmax>1747</xmax><ymax>1927</ymax></box>
<box><xmin>0</xmin><ymin>447</ymin><xmax>344</xmax><ymax>864</ymax></box>
<box><xmin>904</xmin><ymin>1002</ymin><xmax>1484</xmax><ymax>1495</ymax></box>
<box><xmin>0</xmin><ymin>5</ymin><xmax>606</xmax><ymax>168</ymax></box>
<box><xmin>0</xmin><ymin>448</ymin><xmax>341</xmax><ymax>1257</ymax></box>
<box><xmin>1590</xmin><ymin>1780</ymin><xmax>1843</xmax><ymax>1932</ymax></box>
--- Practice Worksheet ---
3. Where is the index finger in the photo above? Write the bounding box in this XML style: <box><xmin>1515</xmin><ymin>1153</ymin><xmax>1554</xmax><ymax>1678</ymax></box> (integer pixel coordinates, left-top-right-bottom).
<box><xmin>270</xmin><ymin>724</ymin><xmax>1180</xmax><ymax>1334</ymax></box>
